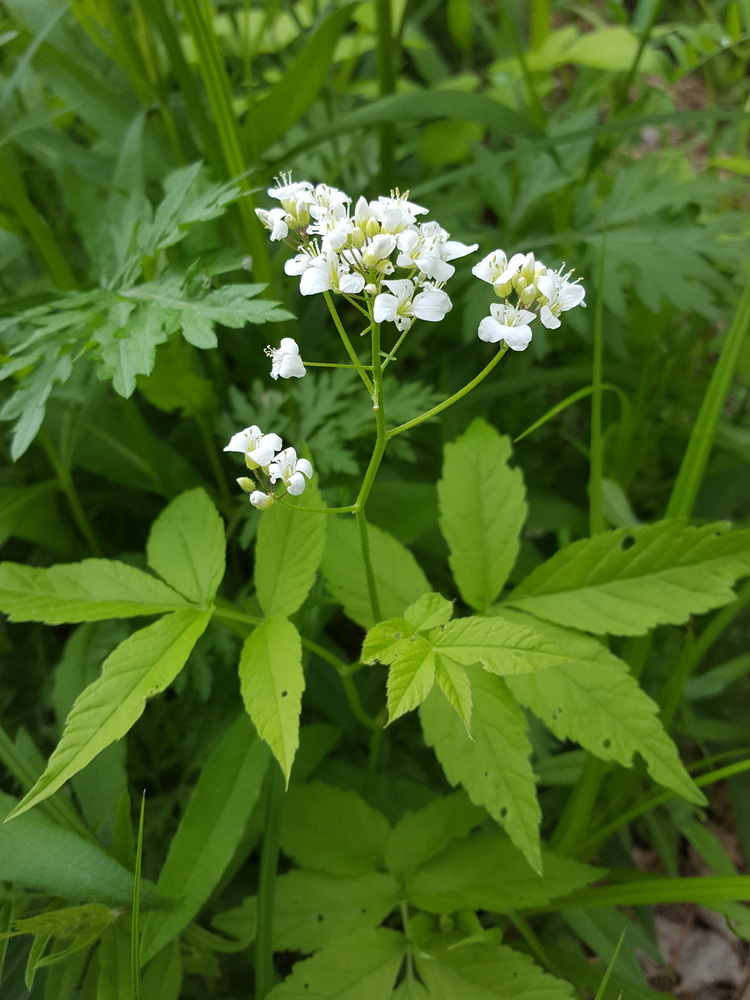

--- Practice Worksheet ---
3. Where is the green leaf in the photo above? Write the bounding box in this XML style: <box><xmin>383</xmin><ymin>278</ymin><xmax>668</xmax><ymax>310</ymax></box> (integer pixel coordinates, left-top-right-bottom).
<box><xmin>505</xmin><ymin>520</ymin><xmax>750</xmax><ymax>636</ymax></box>
<box><xmin>238</xmin><ymin>616</ymin><xmax>304</xmax><ymax>782</ymax></box>
<box><xmin>417</xmin><ymin>935</ymin><xmax>575</xmax><ymax>1000</ymax></box>
<box><xmin>420</xmin><ymin>668</ymin><xmax>541</xmax><ymax>873</ymax></box>
<box><xmin>433</xmin><ymin>615</ymin><xmax>578</xmax><ymax>676</ymax></box>
<box><xmin>141</xmin><ymin>714</ymin><xmax>269</xmax><ymax>963</ymax></box>
<box><xmin>503</xmin><ymin>613</ymin><xmax>704</xmax><ymax>805</ymax></box>
<box><xmin>280</xmin><ymin>782</ymin><xmax>391</xmax><ymax>877</ymax></box>
<box><xmin>8</xmin><ymin>609</ymin><xmax>211</xmax><ymax>819</ymax></box>
<box><xmin>406</xmin><ymin>828</ymin><xmax>600</xmax><ymax>914</ymax></box>
<box><xmin>255</xmin><ymin>482</ymin><xmax>327</xmax><ymax>617</ymax></box>
<box><xmin>0</xmin><ymin>793</ymin><xmax>162</xmax><ymax>907</ymax></box>
<box><xmin>361</xmin><ymin>618</ymin><xmax>414</xmax><ymax>666</ymax></box>
<box><xmin>404</xmin><ymin>593</ymin><xmax>454</xmax><ymax>630</ymax></box>
<box><xmin>384</xmin><ymin>791</ymin><xmax>485</xmax><ymax>882</ymax></box>
<box><xmin>438</xmin><ymin>419</ymin><xmax>527</xmax><ymax>611</ymax></box>
<box><xmin>273</xmin><ymin>870</ymin><xmax>399</xmax><ymax>953</ymax></box>
<box><xmin>265</xmin><ymin>929</ymin><xmax>405</xmax><ymax>1000</ymax></box>
<box><xmin>434</xmin><ymin>654</ymin><xmax>473</xmax><ymax>730</ymax></box>
<box><xmin>322</xmin><ymin>517</ymin><xmax>431</xmax><ymax>629</ymax></box>
<box><xmin>0</xmin><ymin>559</ymin><xmax>191</xmax><ymax>624</ymax></box>
<box><xmin>249</xmin><ymin>2</ymin><xmax>358</xmax><ymax>151</ymax></box>
<box><xmin>146</xmin><ymin>488</ymin><xmax>225</xmax><ymax>606</ymax></box>
<box><xmin>386</xmin><ymin>638</ymin><xmax>436</xmax><ymax>723</ymax></box>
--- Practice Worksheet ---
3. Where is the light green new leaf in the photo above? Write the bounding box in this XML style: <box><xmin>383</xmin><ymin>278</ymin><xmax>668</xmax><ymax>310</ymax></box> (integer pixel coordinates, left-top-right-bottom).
<box><xmin>238</xmin><ymin>616</ymin><xmax>304</xmax><ymax>782</ymax></box>
<box><xmin>505</xmin><ymin>520</ymin><xmax>750</xmax><ymax>636</ymax></box>
<box><xmin>420</xmin><ymin>668</ymin><xmax>541</xmax><ymax>872</ymax></box>
<box><xmin>503</xmin><ymin>612</ymin><xmax>704</xmax><ymax>804</ymax></box>
<box><xmin>387</xmin><ymin>637</ymin><xmax>436</xmax><ymax>723</ymax></box>
<box><xmin>433</xmin><ymin>615</ymin><xmax>578</xmax><ymax>676</ymax></box>
<box><xmin>322</xmin><ymin>517</ymin><xmax>430</xmax><ymax>629</ymax></box>
<box><xmin>280</xmin><ymin>782</ymin><xmax>391</xmax><ymax>877</ymax></box>
<box><xmin>255</xmin><ymin>482</ymin><xmax>327</xmax><ymax>617</ymax></box>
<box><xmin>0</xmin><ymin>559</ymin><xmax>191</xmax><ymax>624</ymax></box>
<box><xmin>385</xmin><ymin>791</ymin><xmax>485</xmax><ymax>882</ymax></box>
<box><xmin>434</xmin><ymin>654</ymin><xmax>473</xmax><ymax>730</ymax></box>
<box><xmin>406</xmin><ymin>828</ymin><xmax>600</xmax><ymax>914</ymax></box>
<box><xmin>0</xmin><ymin>793</ymin><xmax>162</xmax><ymax>907</ymax></box>
<box><xmin>8</xmin><ymin>609</ymin><xmax>211</xmax><ymax>819</ymax></box>
<box><xmin>141</xmin><ymin>714</ymin><xmax>270</xmax><ymax>963</ymax></box>
<box><xmin>404</xmin><ymin>592</ymin><xmax>454</xmax><ymax>630</ymax></box>
<box><xmin>417</xmin><ymin>935</ymin><xmax>574</xmax><ymax>1000</ymax></box>
<box><xmin>361</xmin><ymin>618</ymin><xmax>413</xmax><ymax>665</ymax></box>
<box><xmin>266</xmin><ymin>928</ymin><xmax>405</xmax><ymax>1000</ymax></box>
<box><xmin>438</xmin><ymin>419</ymin><xmax>526</xmax><ymax>611</ymax></box>
<box><xmin>146</xmin><ymin>488</ymin><xmax>225</xmax><ymax>606</ymax></box>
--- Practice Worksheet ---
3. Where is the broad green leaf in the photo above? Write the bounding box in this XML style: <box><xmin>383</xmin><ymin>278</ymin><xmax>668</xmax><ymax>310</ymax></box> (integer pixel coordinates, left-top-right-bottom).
<box><xmin>505</xmin><ymin>520</ymin><xmax>750</xmax><ymax>636</ymax></box>
<box><xmin>212</xmin><ymin>870</ymin><xmax>399</xmax><ymax>955</ymax></box>
<box><xmin>387</xmin><ymin>638</ymin><xmax>436</xmax><ymax>723</ymax></box>
<box><xmin>503</xmin><ymin>614</ymin><xmax>704</xmax><ymax>804</ymax></box>
<box><xmin>392</xmin><ymin>981</ymin><xmax>430</xmax><ymax>999</ymax></box>
<box><xmin>0</xmin><ymin>559</ymin><xmax>191</xmax><ymax>624</ymax></box>
<box><xmin>273</xmin><ymin>870</ymin><xmax>399</xmax><ymax>953</ymax></box>
<box><xmin>146</xmin><ymin>488</ymin><xmax>225</xmax><ymax>606</ymax></box>
<box><xmin>417</xmin><ymin>935</ymin><xmax>574</xmax><ymax>1000</ymax></box>
<box><xmin>141</xmin><ymin>714</ymin><xmax>270</xmax><ymax>963</ymax></box>
<box><xmin>433</xmin><ymin>615</ymin><xmax>577</xmax><ymax>676</ymax></box>
<box><xmin>384</xmin><ymin>791</ymin><xmax>485</xmax><ymax>882</ymax></box>
<box><xmin>420</xmin><ymin>668</ymin><xmax>541</xmax><ymax>873</ymax></box>
<box><xmin>266</xmin><ymin>928</ymin><xmax>405</xmax><ymax>1000</ymax></box>
<box><xmin>438</xmin><ymin>419</ymin><xmax>526</xmax><ymax>611</ymax></box>
<box><xmin>322</xmin><ymin>517</ymin><xmax>430</xmax><ymax>629</ymax></box>
<box><xmin>406</xmin><ymin>828</ymin><xmax>600</xmax><ymax>914</ymax></box>
<box><xmin>0</xmin><ymin>793</ymin><xmax>162</xmax><ymax>906</ymax></box>
<box><xmin>8</xmin><ymin>609</ymin><xmax>211</xmax><ymax>819</ymax></box>
<box><xmin>255</xmin><ymin>481</ymin><xmax>326</xmax><ymax>617</ymax></box>
<box><xmin>280</xmin><ymin>782</ymin><xmax>391</xmax><ymax>877</ymax></box>
<box><xmin>238</xmin><ymin>616</ymin><xmax>304</xmax><ymax>782</ymax></box>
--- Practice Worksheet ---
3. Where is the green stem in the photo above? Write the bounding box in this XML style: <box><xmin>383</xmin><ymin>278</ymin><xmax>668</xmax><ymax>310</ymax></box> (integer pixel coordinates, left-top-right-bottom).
<box><xmin>324</xmin><ymin>292</ymin><xmax>374</xmax><ymax>396</ymax></box>
<box><xmin>387</xmin><ymin>343</ymin><xmax>509</xmax><ymax>438</ymax></box>
<box><xmin>588</xmin><ymin>236</ymin><xmax>606</xmax><ymax>535</ymax></box>
<box><xmin>357</xmin><ymin>509</ymin><xmax>382</xmax><ymax>623</ymax></box>
<box><xmin>196</xmin><ymin>412</ymin><xmax>232</xmax><ymax>508</ymax></box>
<box><xmin>303</xmin><ymin>362</ymin><xmax>373</xmax><ymax>370</ymax></box>
<box><xmin>40</xmin><ymin>432</ymin><xmax>103</xmax><ymax>556</ymax></box>
<box><xmin>255</xmin><ymin>764</ymin><xmax>285</xmax><ymax>999</ymax></box>
<box><xmin>374</xmin><ymin>0</ymin><xmax>396</xmax><ymax>190</ymax></box>
<box><xmin>275</xmin><ymin>499</ymin><xmax>357</xmax><ymax>515</ymax></box>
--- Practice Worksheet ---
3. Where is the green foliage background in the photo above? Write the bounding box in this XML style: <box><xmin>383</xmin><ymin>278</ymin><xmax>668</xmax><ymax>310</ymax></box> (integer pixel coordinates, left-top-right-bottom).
<box><xmin>1</xmin><ymin>0</ymin><xmax>749</xmax><ymax>997</ymax></box>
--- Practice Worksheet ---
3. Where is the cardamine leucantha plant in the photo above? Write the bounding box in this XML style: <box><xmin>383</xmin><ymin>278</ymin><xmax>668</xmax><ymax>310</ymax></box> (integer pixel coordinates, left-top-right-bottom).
<box><xmin>1</xmin><ymin>175</ymin><xmax>749</xmax><ymax>999</ymax></box>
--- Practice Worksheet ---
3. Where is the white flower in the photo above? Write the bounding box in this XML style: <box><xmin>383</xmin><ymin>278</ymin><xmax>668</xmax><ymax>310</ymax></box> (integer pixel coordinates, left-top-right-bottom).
<box><xmin>373</xmin><ymin>278</ymin><xmax>452</xmax><ymax>332</ymax></box>
<box><xmin>361</xmin><ymin>233</ymin><xmax>397</xmax><ymax>270</ymax></box>
<box><xmin>299</xmin><ymin>250</ymin><xmax>365</xmax><ymax>296</ymax></box>
<box><xmin>224</xmin><ymin>425</ymin><xmax>283</xmax><ymax>469</ymax></box>
<box><xmin>265</xmin><ymin>338</ymin><xmax>306</xmax><ymax>380</ymax></box>
<box><xmin>268</xmin><ymin>175</ymin><xmax>313</xmax><ymax>207</ymax></box>
<box><xmin>536</xmin><ymin>268</ymin><xmax>586</xmax><ymax>330</ymax></box>
<box><xmin>472</xmin><ymin>249</ymin><xmax>525</xmax><ymax>296</ymax></box>
<box><xmin>249</xmin><ymin>491</ymin><xmax>275</xmax><ymax>509</ymax></box>
<box><xmin>396</xmin><ymin>223</ymin><xmax>477</xmax><ymax>282</ymax></box>
<box><xmin>478</xmin><ymin>303</ymin><xmax>536</xmax><ymax>350</ymax></box>
<box><xmin>255</xmin><ymin>207</ymin><xmax>290</xmax><ymax>241</ymax></box>
<box><xmin>268</xmin><ymin>447</ymin><xmax>314</xmax><ymax>496</ymax></box>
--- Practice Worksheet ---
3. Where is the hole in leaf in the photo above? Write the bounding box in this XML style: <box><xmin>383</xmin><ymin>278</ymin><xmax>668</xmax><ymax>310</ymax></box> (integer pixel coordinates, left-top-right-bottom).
<box><xmin>281</xmin><ymin>690</ymin><xmax>288</xmax><ymax>698</ymax></box>
<box><xmin>620</xmin><ymin>535</ymin><xmax>636</xmax><ymax>551</ymax></box>
<box><xmin>483</xmin><ymin>771</ymin><xmax>489</xmax><ymax>778</ymax></box>
<box><xmin>499</xmin><ymin>806</ymin><xmax>508</xmax><ymax>818</ymax></box>
<box><xmin>361</xmin><ymin>908</ymin><xmax>368</xmax><ymax>914</ymax></box>
<box><xmin>316</xmin><ymin>914</ymin><xmax>324</xmax><ymax>922</ymax></box>
<box><xmin>602</xmin><ymin>738</ymin><xmax>611</xmax><ymax>749</ymax></box>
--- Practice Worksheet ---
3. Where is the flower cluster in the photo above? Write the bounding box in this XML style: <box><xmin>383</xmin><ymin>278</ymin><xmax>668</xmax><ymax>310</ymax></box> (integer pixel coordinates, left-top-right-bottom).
<box><xmin>256</xmin><ymin>174</ymin><xmax>477</xmax><ymax>336</ymax></box>
<box><xmin>224</xmin><ymin>425</ymin><xmax>312</xmax><ymax>508</ymax></box>
<box><xmin>473</xmin><ymin>250</ymin><xmax>586</xmax><ymax>350</ymax></box>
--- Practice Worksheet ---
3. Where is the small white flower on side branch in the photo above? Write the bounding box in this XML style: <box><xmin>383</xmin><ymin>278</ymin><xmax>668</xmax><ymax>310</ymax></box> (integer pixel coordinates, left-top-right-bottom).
<box><xmin>478</xmin><ymin>303</ymin><xmax>536</xmax><ymax>351</ymax></box>
<box><xmin>266</xmin><ymin>338</ymin><xmax>306</xmax><ymax>380</ymax></box>
<box><xmin>268</xmin><ymin>448</ymin><xmax>314</xmax><ymax>496</ymax></box>
<box><xmin>223</xmin><ymin>425</ymin><xmax>283</xmax><ymax>469</ymax></box>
